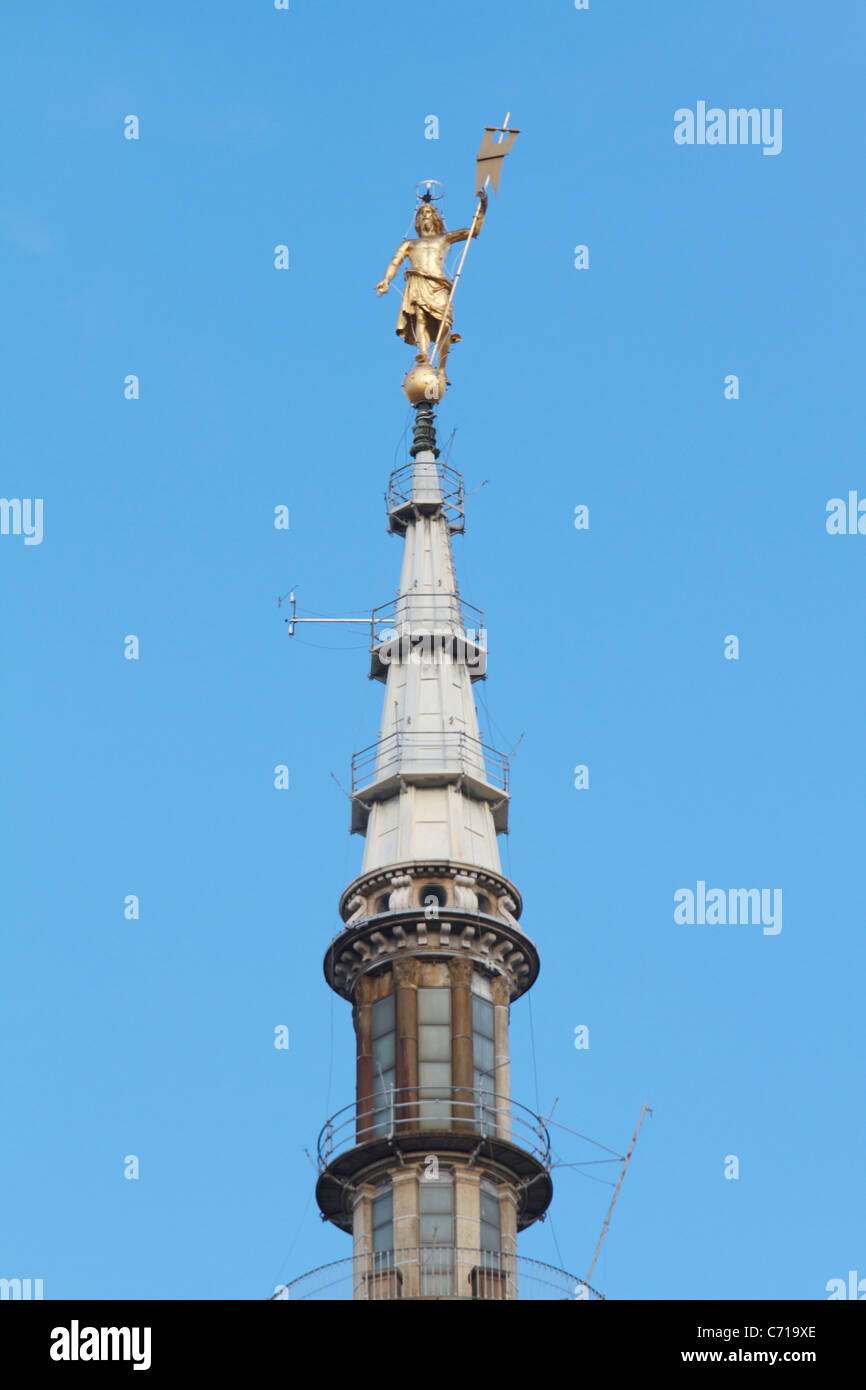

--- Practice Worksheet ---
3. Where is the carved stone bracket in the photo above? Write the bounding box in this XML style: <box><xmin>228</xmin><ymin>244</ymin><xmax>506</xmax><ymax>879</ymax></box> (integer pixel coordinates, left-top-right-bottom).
<box><xmin>324</xmin><ymin>908</ymin><xmax>539</xmax><ymax>1003</ymax></box>
<box><xmin>338</xmin><ymin>861</ymin><xmax>524</xmax><ymax>928</ymax></box>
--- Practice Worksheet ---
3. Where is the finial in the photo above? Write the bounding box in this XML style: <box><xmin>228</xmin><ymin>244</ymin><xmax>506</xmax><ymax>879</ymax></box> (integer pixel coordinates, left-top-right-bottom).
<box><xmin>402</xmin><ymin>363</ymin><xmax>444</xmax><ymax>406</ymax></box>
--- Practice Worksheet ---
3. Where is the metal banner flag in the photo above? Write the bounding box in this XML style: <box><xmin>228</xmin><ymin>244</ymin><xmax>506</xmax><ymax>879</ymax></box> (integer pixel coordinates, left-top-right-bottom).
<box><xmin>475</xmin><ymin>124</ymin><xmax>520</xmax><ymax>196</ymax></box>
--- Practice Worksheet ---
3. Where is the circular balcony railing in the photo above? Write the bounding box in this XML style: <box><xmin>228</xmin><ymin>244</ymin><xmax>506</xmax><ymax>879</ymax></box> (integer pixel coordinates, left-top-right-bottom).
<box><xmin>387</xmin><ymin>460</ymin><xmax>465</xmax><ymax>533</ymax></box>
<box><xmin>351</xmin><ymin>730</ymin><xmax>509</xmax><ymax>795</ymax></box>
<box><xmin>317</xmin><ymin>1087</ymin><xmax>550</xmax><ymax>1171</ymax></box>
<box><xmin>273</xmin><ymin>1249</ymin><xmax>602</xmax><ymax>1301</ymax></box>
<box><xmin>370</xmin><ymin>594</ymin><xmax>485</xmax><ymax>639</ymax></box>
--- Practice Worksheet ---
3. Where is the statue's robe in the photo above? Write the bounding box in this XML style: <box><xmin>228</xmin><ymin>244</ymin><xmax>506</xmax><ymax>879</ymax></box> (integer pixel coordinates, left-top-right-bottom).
<box><xmin>391</xmin><ymin>233</ymin><xmax>461</xmax><ymax>347</ymax></box>
<box><xmin>396</xmin><ymin>266</ymin><xmax>453</xmax><ymax>346</ymax></box>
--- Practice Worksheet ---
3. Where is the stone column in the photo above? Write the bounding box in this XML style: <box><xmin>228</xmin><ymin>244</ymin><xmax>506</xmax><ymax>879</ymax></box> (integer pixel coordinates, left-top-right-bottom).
<box><xmin>491</xmin><ymin>975</ymin><xmax>511</xmax><ymax>1140</ymax></box>
<box><xmin>394</xmin><ymin>958</ymin><xmax>419</xmax><ymax>1131</ymax></box>
<box><xmin>352</xmin><ymin>1184</ymin><xmax>373</xmax><ymax>1300</ymax></box>
<box><xmin>449</xmin><ymin>958</ymin><xmax>474</xmax><ymax>1133</ymax></box>
<box><xmin>392</xmin><ymin>1169</ymin><xmax>419</xmax><ymax>1299</ymax></box>
<box><xmin>354</xmin><ymin>974</ymin><xmax>376</xmax><ymax>1144</ymax></box>
<box><xmin>500</xmin><ymin>1188</ymin><xmax>519</xmax><ymax>1301</ymax></box>
<box><xmin>454</xmin><ymin>1166</ymin><xmax>478</xmax><ymax>1300</ymax></box>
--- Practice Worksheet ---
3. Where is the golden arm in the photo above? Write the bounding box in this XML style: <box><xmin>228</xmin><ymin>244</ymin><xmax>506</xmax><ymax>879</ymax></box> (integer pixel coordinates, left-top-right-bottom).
<box><xmin>376</xmin><ymin>241</ymin><xmax>411</xmax><ymax>295</ymax></box>
<box><xmin>446</xmin><ymin>189</ymin><xmax>487</xmax><ymax>245</ymax></box>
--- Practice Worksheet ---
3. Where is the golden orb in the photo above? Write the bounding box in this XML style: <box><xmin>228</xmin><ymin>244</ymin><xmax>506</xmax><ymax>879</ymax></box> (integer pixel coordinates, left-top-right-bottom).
<box><xmin>402</xmin><ymin>363</ymin><xmax>446</xmax><ymax>405</ymax></box>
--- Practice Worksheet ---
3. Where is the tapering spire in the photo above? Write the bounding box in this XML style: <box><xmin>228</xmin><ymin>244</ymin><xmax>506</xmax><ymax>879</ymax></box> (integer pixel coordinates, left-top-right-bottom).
<box><xmin>281</xmin><ymin>125</ymin><xmax>585</xmax><ymax>1302</ymax></box>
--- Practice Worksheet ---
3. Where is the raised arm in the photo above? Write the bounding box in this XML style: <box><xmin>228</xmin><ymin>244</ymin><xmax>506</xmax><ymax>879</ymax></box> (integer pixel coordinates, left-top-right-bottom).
<box><xmin>376</xmin><ymin>240</ymin><xmax>411</xmax><ymax>295</ymax></box>
<box><xmin>446</xmin><ymin>189</ymin><xmax>487</xmax><ymax>246</ymax></box>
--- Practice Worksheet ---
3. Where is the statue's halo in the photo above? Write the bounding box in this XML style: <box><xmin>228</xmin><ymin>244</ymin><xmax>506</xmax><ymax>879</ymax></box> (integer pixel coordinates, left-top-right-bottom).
<box><xmin>414</xmin><ymin>178</ymin><xmax>445</xmax><ymax>204</ymax></box>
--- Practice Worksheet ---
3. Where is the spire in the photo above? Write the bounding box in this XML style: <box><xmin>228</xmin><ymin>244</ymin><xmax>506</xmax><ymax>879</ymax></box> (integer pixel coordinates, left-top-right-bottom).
<box><xmin>350</xmin><ymin>408</ymin><xmax>506</xmax><ymax>876</ymax></box>
<box><xmin>283</xmin><ymin>127</ymin><xmax>586</xmax><ymax>1300</ymax></box>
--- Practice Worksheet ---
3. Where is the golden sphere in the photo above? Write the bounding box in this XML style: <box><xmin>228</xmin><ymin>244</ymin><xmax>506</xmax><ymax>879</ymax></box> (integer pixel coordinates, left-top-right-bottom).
<box><xmin>402</xmin><ymin>363</ymin><xmax>446</xmax><ymax>405</ymax></box>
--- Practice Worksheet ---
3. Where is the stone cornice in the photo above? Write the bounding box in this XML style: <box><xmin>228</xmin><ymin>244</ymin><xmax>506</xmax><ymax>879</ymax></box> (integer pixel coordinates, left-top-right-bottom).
<box><xmin>339</xmin><ymin>860</ymin><xmax>524</xmax><ymax>923</ymax></box>
<box><xmin>323</xmin><ymin>908</ymin><xmax>540</xmax><ymax>1001</ymax></box>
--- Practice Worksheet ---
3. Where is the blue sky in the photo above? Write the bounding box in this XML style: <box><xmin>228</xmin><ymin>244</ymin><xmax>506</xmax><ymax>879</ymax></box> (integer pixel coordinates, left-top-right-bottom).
<box><xmin>2</xmin><ymin>0</ymin><xmax>864</xmax><ymax>1300</ymax></box>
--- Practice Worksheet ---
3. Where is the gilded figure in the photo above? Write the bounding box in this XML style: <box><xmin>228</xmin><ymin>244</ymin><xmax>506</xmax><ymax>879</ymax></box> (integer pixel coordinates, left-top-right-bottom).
<box><xmin>376</xmin><ymin>191</ymin><xmax>487</xmax><ymax>385</ymax></box>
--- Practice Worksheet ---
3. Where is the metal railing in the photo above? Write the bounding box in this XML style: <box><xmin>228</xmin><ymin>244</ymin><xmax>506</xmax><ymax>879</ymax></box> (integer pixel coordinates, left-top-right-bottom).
<box><xmin>371</xmin><ymin>595</ymin><xmax>485</xmax><ymax>640</ymax></box>
<box><xmin>274</xmin><ymin>1248</ymin><xmax>598</xmax><ymax>1301</ymax></box>
<box><xmin>370</xmin><ymin>597</ymin><xmax>486</xmax><ymax>676</ymax></box>
<box><xmin>318</xmin><ymin>1087</ymin><xmax>549</xmax><ymax>1169</ymax></box>
<box><xmin>387</xmin><ymin>461</ymin><xmax>465</xmax><ymax>531</ymax></box>
<box><xmin>351</xmin><ymin>730</ymin><xmax>508</xmax><ymax>795</ymax></box>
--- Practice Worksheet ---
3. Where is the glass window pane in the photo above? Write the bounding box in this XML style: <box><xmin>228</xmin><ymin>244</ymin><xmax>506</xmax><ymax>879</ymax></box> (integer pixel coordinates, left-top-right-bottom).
<box><xmin>373</xmin><ymin>1191</ymin><xmax>393</xmax><ymax>1223</ymax></box>
<box><xmin>372</xmin><ymin>994</ymin><xmax>395</xmax><ymax>1037</ymax></box>
<box><xmin>480</xmin><ymin>1186</ymin><xmax>499</xmax><ymax>1224</ymax></box>
<box><xmin>372</xmin><ymin>1191</ymin><xmax>393</xmax><ymax>1250</ymax></box>
<box><xmin>480</xmin><ymin>1222</ymin><xmax>498</xmax><ymax>1251</ymax></box>
<box><xmin>418</xmin><ymin>988</ymin><xmax>450</xmax><ymax>1024</ymax></box>
<box><xmin>418</xmin><ymin>1024</ymin><xmax>451</xmax><ymax>1062</ymax></box>
<box><xmin>472</xmin><ymin>994</ymin><xmax>494</xmax><ymax>1037</ymax></box>
<box><xmin>480</xmin><ymin>1228</ymin><xmax>498</xmax><ymax>1255</ymax></box>
<box><xmin>420</xmin><ymin>1184</ymin><xmax>454</xmax><ymax>1236</ymax></box>
<box><xmin>419</xmin><ymin>1183</ymin><xmax>453</xmax><ymax>1214</ymax></box>
<box><xmin>371</xmin><ymin>1067</ymin><xmax>395</xmax><ymax>1137</ymax></box>
<box><xmin>419</xmin><ymin>1061</ymin><xmax>451</xmax><ymax>1090</ymax></box>
<box><xmin>481</xmin><ymin>1183</ymin><xmax>500</xmax><ymax>1252</ymax></box>
<box><xmin>474</xmin><ymin>1034</ymin><xmax>495</xmax><ymax>1074</ymax></box>
<box><xmin>421</xmin><ymin>1214</ymin><xmax>454</xmax><ymax>1245</ymax></box>
<box><xmin>374</xmin><ymin>1065</ymin><xmax>395</xmax><ymax>1094</ymax></box>
<box><xmin>370</xmin><ymin>995</ymin><xmax>396</xmax><ymax>1139</ymax></box>
<box><xmin>372</xmin><ymin>1182</ymin><xmax>394</xmax><ymax>1263</ymax></box>
<box><xmin>373</xmin><ymin>1225</ymin><xmax>392</xmax><ymax>1252</ymax></box>
<box><xmin>373</xmin><ymin>1031</ymin><xmax>395</xmax><ymax>1071</ymax></box>
<box><xmin>474</xmin><ymin>1075</ymin><xmax>496</xmax><ymax>1132</ymax></box>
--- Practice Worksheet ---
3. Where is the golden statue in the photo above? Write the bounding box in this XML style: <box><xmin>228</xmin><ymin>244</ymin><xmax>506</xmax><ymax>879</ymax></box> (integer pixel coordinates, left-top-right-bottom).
<box><xmin>376</xmin><ymin>190</ymin><xmax>487</xmax><ymax>388</ymax></box>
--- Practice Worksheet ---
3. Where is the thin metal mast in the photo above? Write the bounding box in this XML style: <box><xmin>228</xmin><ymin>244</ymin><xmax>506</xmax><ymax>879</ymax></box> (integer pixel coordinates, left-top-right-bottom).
<box><xmin>584</xmin><ymin>1102</ymin><xmax>652</xmax><ymax>1290</ymax></box>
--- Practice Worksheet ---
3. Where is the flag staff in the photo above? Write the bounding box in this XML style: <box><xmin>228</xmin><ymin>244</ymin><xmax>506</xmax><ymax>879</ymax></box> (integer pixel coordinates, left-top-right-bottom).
<box><xmin>428</xmin><ymin>112</ymin><xmax>518</xmax><ymax>370</ymax></box>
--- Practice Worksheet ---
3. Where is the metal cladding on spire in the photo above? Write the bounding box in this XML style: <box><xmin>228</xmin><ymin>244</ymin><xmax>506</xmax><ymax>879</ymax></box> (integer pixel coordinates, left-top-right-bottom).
<box><xmin>350</xmin><ymin>408</ymin><xmax>507</xmax><ymax>877</ymax></box>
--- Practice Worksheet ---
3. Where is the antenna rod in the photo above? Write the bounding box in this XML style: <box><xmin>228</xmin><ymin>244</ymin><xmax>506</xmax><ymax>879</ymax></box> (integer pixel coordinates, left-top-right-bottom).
<box><xmin>584</xmin><ymin>1102</ymin><xmax>651</xmax><ymax>1290</ymax></box>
